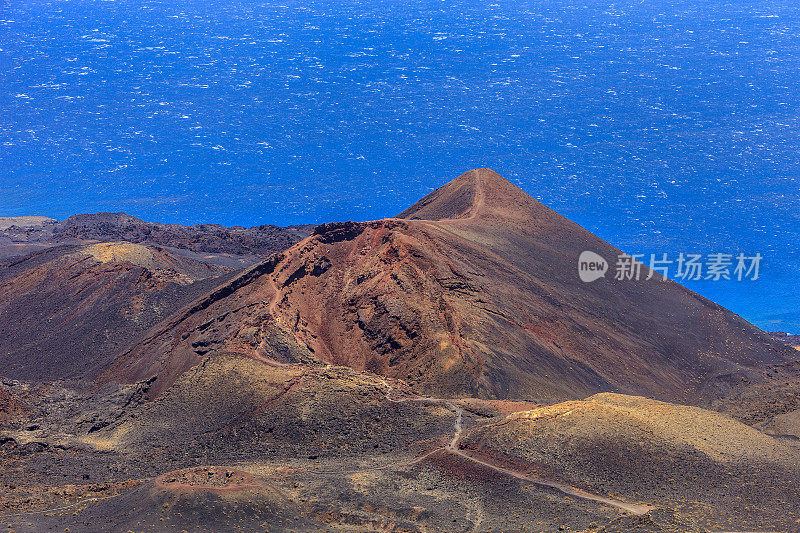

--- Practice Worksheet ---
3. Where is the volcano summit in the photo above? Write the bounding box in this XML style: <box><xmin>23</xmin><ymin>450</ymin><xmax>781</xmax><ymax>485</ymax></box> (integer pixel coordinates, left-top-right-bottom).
<box><xmin>108</xmin><ymin>169</ymin><xmax>791</xmax><ymax>401</ymax></box>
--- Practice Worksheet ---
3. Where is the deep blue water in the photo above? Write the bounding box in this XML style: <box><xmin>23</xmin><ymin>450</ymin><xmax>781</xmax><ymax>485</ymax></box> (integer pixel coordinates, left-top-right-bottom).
<box><xmin>1</xmin><ymin>0</ymin><xmax>798</xmax><ymax>331</ymax></box>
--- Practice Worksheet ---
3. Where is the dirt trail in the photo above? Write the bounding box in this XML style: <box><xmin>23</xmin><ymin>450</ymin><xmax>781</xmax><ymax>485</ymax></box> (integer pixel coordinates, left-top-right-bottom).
<box><xmin>467</xmin><ymin>169</ymin><xmax>487</xmax><ymax>219</ymax></box>
<box><xmin>447</xmin><ymin>445</ymin><xmax>653</xmax><ymax>515</ymax></box>
<box><xmin>382</xmin><ymin>381</ymin><xmax>653</xmax><ymax>516</ymax></box>
<box><xmin>249</xmin><ymin>270</ymin><xmax>293</xmax><ymax>368</ymax></box>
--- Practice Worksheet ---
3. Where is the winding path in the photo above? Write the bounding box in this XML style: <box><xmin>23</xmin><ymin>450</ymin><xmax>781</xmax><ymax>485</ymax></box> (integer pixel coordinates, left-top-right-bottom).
<box><xmin>382</xmin><ymin>381</ymin><xmax>653</xmax><ymax>516</ymax></box>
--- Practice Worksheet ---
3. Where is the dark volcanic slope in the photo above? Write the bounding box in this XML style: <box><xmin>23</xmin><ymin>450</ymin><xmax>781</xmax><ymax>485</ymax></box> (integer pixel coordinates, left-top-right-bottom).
<box><xmin>0</xmin><ymin>243</ymin><xmax>236</xmax><ymax>381</ymax></box>
<box><xmin>106</xmin><ymin>169</ymin><xmax>792</xmax><ymax>402</ymax></box>
<box><xmin>1</xmin><ymin>212</ymin><xmax>314</xmax><ymax>256</ymax></box>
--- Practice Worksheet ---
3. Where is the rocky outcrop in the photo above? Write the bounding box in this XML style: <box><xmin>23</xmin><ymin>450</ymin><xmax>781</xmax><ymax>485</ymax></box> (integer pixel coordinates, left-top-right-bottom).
<box><xmin>0</xmin><ymin>211</ymin><xmax>314</xmax><ymax>256</ymax></box>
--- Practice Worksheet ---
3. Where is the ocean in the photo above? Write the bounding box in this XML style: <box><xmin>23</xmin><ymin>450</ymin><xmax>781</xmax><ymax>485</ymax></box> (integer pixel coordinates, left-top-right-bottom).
<box><xmin>1</xmin><ymin>0</ymin><xmax>798</xmax><ymax>331</ymax></box>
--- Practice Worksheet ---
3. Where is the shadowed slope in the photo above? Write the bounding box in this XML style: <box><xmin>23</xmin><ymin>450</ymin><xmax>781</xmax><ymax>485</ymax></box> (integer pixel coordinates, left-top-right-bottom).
<box><xmin>0</xmin><ymin>244</ymin><xmax>235</xmax><ymax>381</ymax></box>
<box><xmin>105</xmin><ymin>169</ymin><xmax>792</xmax><ymax>402</ymax></box>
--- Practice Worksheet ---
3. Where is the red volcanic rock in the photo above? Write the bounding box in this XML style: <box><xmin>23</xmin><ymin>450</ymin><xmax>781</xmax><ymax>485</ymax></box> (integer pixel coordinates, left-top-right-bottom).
<box><xmin>105</xmin><ymin>169</ymin><xmax>793</xmax><ymax>402</ymax></box>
